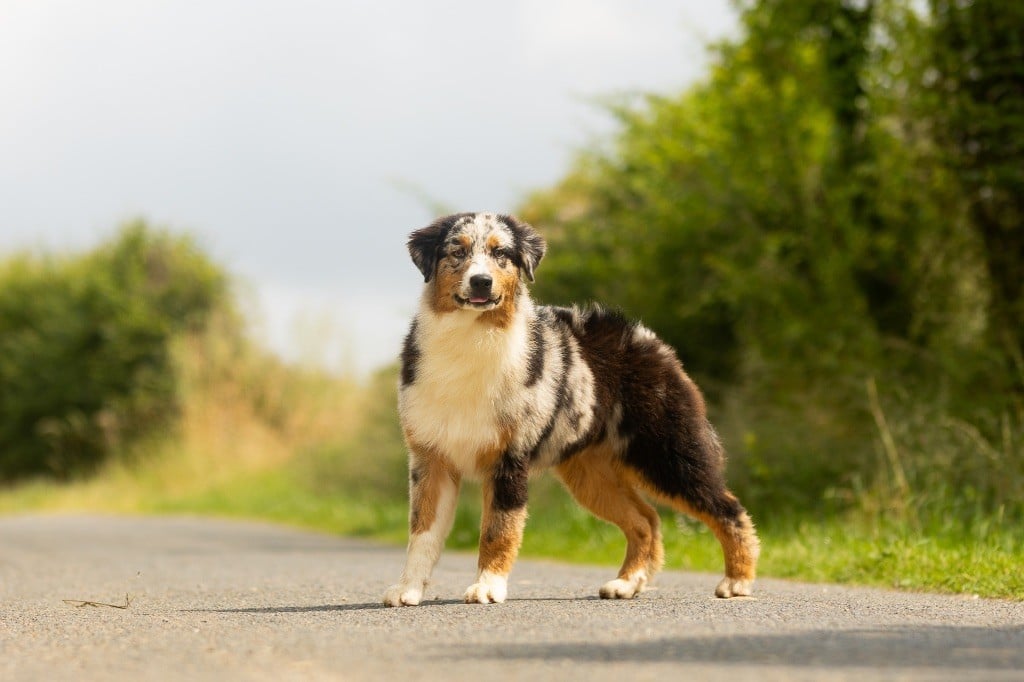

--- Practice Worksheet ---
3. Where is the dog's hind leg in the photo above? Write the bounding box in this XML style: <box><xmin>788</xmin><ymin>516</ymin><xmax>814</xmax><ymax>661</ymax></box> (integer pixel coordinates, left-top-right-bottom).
<box><xmin>635</xmin><ymin>451</ymin><xmax>760</xmax><ymax>598</ymax></box>
<box><xmin>555</xmin><ymin>446</ymin><xmax>664</xmax><ymax>599</ymax></box>
<box><xmin>383</xmin><ymin>448</ymin><xmax>461</xmax><ymax>607</ymax></box>
<box><xmin>663</xmin><ymin>489</ymin><xmax>759</xmax><ymax>598</ymax></box>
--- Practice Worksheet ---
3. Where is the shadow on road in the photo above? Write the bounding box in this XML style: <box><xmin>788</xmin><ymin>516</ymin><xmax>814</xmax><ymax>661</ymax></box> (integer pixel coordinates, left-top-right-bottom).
<box><xmin>193</xmin><ymin>595</ymin><xmax>602</xmax><ymax>614</ymax></box>
<box><xmin>461</xmin><ymin>626</ymin><xmax>1024</xmax><ymax>671</ymax></box>
<box><xmin>191</xmin><ymin>602</ymin><xmax>395</xmax><ymax>614</ymax></box>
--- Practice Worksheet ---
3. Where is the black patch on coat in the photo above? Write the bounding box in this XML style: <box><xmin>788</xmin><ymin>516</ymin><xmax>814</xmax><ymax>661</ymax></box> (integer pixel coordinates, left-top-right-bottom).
<box><xmin>408</xmin><ymin>461</ymin><xmax>424</xmax><ymax>530</ymax></box>
<box><xmin>605</xmin><ymin>328</ymin><xmax>746</xmax><ymax>523</ymax></box>
<box><xmin>551</xmin><ymin>305</ymin><xmax>631</xmax><ymax>462</ymax></box>
<box><xmin>527</xmin><ymin>331</ymin><xmax>573</xmax><ymax>461</ymax></box>
<box><xmin>497</xmin><ymin>214</ymin><xmax>546</xmax><ymax>282</ymax></box>
<box><xmin>549</xmin><ymin>305</ymin><xmax>576</xmax><ymax>329</ymax></box>
<box><xmin>491</xmin><ymin>453</ymin><xmax>528</xmax><ymax>511</ymax></box>
<box><xmin>524</xmin><ymin>316</ymin><xmax>546</xmax><ymax>387</ymax></box>
<box><xmin>400</xmin><ymin>319</ymin><xmax>420</xmax><ymax>386</ymax></box>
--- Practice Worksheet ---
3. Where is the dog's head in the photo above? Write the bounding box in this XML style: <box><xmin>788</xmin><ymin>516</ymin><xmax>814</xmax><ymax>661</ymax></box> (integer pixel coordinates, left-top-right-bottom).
<box><xmin>408</xmin><ymin>213</ymin><xmax>546</xmax><ymax>320</ymax></box>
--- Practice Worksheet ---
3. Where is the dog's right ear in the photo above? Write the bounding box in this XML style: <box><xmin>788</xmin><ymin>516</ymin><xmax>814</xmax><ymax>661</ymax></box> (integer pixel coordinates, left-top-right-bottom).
<box><xmin>408</xmin><ymin>215</ymin><xmax>459</xmax><ymax>283</ymax></box>
<box><xmin>408</xmin><ymin>213</ymin><xmax>477</xmax><ymax>282</ymax></box>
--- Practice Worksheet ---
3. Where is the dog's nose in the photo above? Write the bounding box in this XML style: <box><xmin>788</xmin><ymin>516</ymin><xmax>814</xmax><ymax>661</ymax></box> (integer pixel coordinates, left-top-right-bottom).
<box><xmin>470</xmin><ymin>274</ymin><xmax>493</xmax><ymax>290</ymax></box>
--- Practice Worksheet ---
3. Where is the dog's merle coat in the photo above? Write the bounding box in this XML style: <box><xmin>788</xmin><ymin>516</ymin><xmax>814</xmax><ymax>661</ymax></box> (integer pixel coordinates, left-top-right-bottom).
<box><xmin>383</xmin><ymin>213</ymin><xmax>759</xmax><ymax>606</ymax></box>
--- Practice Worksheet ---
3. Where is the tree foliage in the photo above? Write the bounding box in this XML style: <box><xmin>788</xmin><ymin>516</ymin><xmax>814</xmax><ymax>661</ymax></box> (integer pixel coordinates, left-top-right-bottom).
<box><xmin>520</xmin><ymin>0</ymin><xmax>1023</xmax><ymax>520</ymax></box>
<box><xmin>0</xmin><ymin>222</ymin><xmax>229</xmax><ymax>480</ymax></box>
<box><xmin>929</xmin><ymin>0</ymin><xmax>1024</xmax><ymax>383</ymax></box>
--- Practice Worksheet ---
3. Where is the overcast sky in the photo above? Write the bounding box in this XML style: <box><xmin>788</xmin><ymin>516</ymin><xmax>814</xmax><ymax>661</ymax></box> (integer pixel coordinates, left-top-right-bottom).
<box><xmin>0</xmin><ymin>0</ymin><xmax>737</xmax><ymax>374</ymax></box>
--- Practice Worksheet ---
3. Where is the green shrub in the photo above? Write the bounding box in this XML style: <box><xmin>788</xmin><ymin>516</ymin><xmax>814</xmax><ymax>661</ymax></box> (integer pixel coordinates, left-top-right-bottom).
<box><xmin>518</xmin><ymin>0</ymin><xmax>1024</xmax><ymax>525</ymax></box>
<box><xmin>0</xmin><ymin>221</ymin><xmax>228</xmax><ymax>480</ymax></box>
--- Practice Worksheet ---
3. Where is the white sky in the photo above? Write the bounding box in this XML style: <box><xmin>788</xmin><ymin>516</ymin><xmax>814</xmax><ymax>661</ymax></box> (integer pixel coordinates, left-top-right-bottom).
<box><xmin>0</xmin><ymin>0</ymin><xmax>737</xmax><ymax>375</ymax></box>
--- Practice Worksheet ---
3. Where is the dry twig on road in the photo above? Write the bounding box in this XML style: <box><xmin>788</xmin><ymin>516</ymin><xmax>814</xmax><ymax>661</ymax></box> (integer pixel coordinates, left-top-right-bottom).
<box><xmin>62</xmin><ymin>594</ymin><xmax>132</xmax><ymax>610</ymax></box>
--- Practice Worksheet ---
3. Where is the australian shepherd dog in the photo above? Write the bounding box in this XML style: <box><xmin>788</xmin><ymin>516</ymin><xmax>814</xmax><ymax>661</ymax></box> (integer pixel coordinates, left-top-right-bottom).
<box><xmin>383</xmin><ymin>212</ymin><xmax>760</xmax><ymax>606</ymax></box>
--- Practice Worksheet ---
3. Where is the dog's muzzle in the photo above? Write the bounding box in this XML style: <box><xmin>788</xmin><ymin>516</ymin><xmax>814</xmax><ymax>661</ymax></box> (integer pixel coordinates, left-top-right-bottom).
<box><xmin>468</xmin><ymin>274</ymin><xmax>493</xmax><ymax>303</ymax></box>
<box><xmin>455</xmin><ymin>273</ymin><xmax>500</xmax><ymax>309</ymax></box>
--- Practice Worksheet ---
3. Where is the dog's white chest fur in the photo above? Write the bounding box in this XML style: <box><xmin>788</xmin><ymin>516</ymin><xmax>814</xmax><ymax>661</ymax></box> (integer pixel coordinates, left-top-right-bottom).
<box><xmin>399</xmin><ymin>307</ymin><xmax>530</xmax><ymax>476</ymax></box>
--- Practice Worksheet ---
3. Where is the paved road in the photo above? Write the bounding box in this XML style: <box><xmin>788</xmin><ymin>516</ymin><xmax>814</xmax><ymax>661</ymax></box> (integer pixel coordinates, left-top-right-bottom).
<box><xmin>1</xmin><ymin>515</ymin><xmax>1021</xmax><ymax>681</ymax></box>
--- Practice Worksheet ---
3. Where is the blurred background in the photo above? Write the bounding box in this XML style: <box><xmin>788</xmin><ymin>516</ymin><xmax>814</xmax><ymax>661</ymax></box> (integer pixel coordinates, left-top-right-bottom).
<box><xmin>1</xmin><ymin>0</ymin><xmax>735</xmax><ymax>372</ymax></box>
<box><xmin>2</xmin><ymin>1</ymin><xmax>1021</xmax><ymax>598</ymax></box>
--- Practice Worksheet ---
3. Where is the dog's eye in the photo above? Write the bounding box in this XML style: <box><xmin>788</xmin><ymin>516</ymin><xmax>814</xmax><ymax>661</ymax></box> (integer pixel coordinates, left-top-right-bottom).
<box><xmin>450</xmin><ymin>247</ymin><xmax>467</xmax><ymax>259</ymax></box>
<box><xmin>493</xmin><ymin>248</ymin><xmax>512</xmax><ymax>261</ymax></box>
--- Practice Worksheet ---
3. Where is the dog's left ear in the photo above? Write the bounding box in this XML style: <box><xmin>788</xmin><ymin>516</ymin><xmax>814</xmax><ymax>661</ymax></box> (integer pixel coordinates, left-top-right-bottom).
<box><xmin>501</xmin><ymin>215</ymin><xmax>547</xmax><ymax>282</ymax></box>
<box><xmin>408</xmin><ymin>214</ymin><xmax>464</xmax><ymax>283</ymax></box>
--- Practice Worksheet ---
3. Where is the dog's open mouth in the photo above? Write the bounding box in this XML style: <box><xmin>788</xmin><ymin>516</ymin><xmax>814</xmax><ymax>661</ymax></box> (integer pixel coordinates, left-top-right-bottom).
<box><xmin>454</xmin><ymin>294</ymin><xmax>502</xmax><ymax>310</ymax></box>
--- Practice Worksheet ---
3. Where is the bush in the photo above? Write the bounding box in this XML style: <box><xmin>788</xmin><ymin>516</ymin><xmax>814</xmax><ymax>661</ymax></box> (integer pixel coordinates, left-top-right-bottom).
<box><xmin>518</xmin><ymin>0</ymin><xmax>1024</xmax><ymax>524</ymax></box>
<box><xmin>0</xmin><ymin>222</ymin><xmax>228</xmax><ymax>480</ymax></box>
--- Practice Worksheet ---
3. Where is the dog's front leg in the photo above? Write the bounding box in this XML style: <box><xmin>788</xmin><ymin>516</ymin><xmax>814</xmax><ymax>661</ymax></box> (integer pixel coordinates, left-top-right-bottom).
<box><xmin>464</xmin><ymin>454</ymin><xmax>528</xmax><ymax>604</ymax></box>
<box><xmin>383</xmin><ymin>452</ymin><xmax>461</xmax><ymax>607</ymax></box>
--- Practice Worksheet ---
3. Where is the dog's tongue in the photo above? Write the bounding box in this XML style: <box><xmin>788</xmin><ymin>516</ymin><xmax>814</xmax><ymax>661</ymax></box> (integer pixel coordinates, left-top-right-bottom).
<box><xmin>470</xmin><ymin>296</ymin><xmax>489</xmax><ymax>304</ymax></box>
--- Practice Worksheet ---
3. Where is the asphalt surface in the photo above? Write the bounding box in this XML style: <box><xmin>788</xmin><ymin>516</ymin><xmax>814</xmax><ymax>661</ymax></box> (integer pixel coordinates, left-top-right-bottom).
<box><xmin>1</xmin><ymin>515</ymin><xmax>1021</xmax><ymax>681</ymax></box>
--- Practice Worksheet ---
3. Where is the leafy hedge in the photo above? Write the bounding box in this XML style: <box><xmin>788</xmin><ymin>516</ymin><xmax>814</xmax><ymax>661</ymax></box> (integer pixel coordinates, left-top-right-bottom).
<box><xmin>0</xmin><ymin>222</ymin><xmax>228</xmax><ymax>480</ymax></box>
<box><xmin>519</xmin><ymin>0</ymin><xmax>1024</xmax><ymax>523</ymax></box>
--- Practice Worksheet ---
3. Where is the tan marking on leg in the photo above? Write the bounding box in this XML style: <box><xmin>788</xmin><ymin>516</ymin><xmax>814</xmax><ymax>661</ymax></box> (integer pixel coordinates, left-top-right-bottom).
<box><xmin>476</xmin><ymin>482</ymin><xmax>528</xmax><ymax>576</ymax></box>
<box><xmin>404</xmin><ymin>437</ymin><xmax>460</xmax><ymax>535</ymax></box>
<box><xmin>464</xmin><ymin>479</ymin><xmax>527</xmax><ymax>604</ymax></box>
<box><xmin>637</xmin><ymin>496</ymin><xmax>665</xmax><ymax>576</ymax></box>
<box><xmin>555</xmin><ymin>445</ymin><xmax>663</xmax><ymax>598</ymax></box>
<box><xmin>643</xmin><ymin>485</ymin><xmax>760</xmax><ymax>596</ymax></box>
<box><xmin>703</xmin><ymin>506</ymin><xmax>759</xmax><ymax>598</ymax></box>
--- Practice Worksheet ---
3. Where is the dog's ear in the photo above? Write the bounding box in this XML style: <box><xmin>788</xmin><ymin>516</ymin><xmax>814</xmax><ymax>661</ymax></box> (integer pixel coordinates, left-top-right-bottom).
<box><xmin>501</xmin><ymin>215</ymin><xmax>546</xmax><ymax>282</ymax></box>
<box><xmin>407</xmin><ymin>214</ymin><xmax>463</xmax><ymax>283</ymax></box>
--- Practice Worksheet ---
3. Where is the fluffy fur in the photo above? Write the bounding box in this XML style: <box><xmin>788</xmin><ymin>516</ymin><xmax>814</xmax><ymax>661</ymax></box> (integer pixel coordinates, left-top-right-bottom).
<box><xmin>382</xmin><ymin>212</ymin><xmax>760</xmax><ymax>606</ymax></box>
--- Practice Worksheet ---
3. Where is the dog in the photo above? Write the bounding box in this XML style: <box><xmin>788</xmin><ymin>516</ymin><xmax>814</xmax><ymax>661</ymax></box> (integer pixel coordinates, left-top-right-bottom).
<box><xmin>382</xmin><ymin>212</ymin><xmax>759</xmax><ymax>606</ymax></box>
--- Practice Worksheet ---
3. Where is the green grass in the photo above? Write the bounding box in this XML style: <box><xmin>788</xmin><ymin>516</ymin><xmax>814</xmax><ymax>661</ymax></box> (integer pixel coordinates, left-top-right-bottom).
<box><xmin>747</xmin><ymin>518</ymin><xmax>1023</xmax><ymax>597</ymax></box>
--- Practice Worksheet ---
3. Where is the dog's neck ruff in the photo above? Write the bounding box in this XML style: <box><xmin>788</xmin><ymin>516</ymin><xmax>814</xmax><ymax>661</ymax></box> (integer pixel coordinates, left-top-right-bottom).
<box><xmin>402</xmin><ymin>291</ymin><xmax>535</xmax><ymax>476</ymax></box>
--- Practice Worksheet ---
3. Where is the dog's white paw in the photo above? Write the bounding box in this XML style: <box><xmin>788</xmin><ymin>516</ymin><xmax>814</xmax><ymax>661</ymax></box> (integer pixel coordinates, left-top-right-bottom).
<box><xmin>714</xmin><ymin>577</ymin><xmax>753</xmax><ymax>598</ymax></box>
<box><xmin>383</xmin><ymin>582</ymin><xmax>424</xmax><ymax>607</ymax></box>
<box><xmin>464</xmin><ymin>572</ymin><xmax>507</xmax><ymax>604</ymax></box>
<box><xmin>599</xmin><ymin>573</ymin><xmax>647</xmax><ymax>599</ymax></box>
